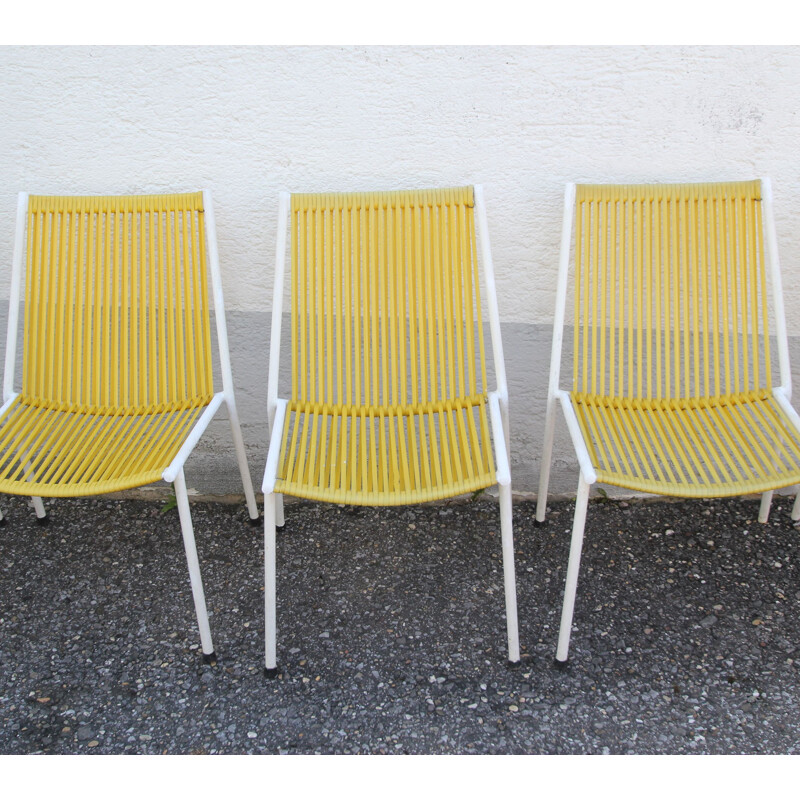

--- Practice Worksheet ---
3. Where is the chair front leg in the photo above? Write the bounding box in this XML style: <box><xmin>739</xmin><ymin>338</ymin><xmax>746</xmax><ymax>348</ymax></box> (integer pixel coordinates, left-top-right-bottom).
<box><xmin>264</xmin><ymin>491</ymin><xmax>279</xmax><ymax>677</ymax></box>
<box><xmin>499</xmin><ymin>481</ymin><xmax>520</xmax><ymax>664</ymax></box>
<box><xmin>174</xmin><ymin>468</ymin><xmax>215</xmax><ymax>661</ymax></box>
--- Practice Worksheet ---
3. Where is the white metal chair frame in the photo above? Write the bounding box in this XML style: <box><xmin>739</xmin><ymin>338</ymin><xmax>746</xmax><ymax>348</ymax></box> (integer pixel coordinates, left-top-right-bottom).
<box><xmin>1</xmin><ymin>189</ymin><xmax>260</xmax><ymax>662</ymax></box>
<box><xmin>536</xmin><ymin>178</ymin><xmax>800</xmax><ymax>665</ymax></box>
<box><xmin>261</xmin><ymin>185</ymin><xmax>520</xmax><ymax>676</ymax></box>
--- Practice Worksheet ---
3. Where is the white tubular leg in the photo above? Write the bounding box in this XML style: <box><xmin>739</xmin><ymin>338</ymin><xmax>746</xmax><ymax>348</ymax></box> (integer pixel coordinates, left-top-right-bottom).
<box><xmin>276</xmin><ymin>494</ymin><xmax>285</xmax><ymax>529</ymax></box>
<box><xmin>264</xmin><ymin>492</ymin><xmax>278</xmax><ymax>675</ymax></box>
<box><xmin>18</xmin><ymin>452</ymin><xmax>46</xmax><ymax>519</ymax></box>
<box><xmin>758</xmin><ymin>490</ymin><xmax>774</xmax><ymax>524</ymax></box>
<box><xmin>556</xmin><ymin>472</ymin><xmax>591</xmax><ymax>664</ymax></box>
<box><xmin>30</xmin><ymin>495</ymin><xmax>46</xmax><ymax>519</ymax></box>
<box><xmin>792</xmin><ymin>487</ymin><xmax>800</xmax><ymax>522</ymax></box>
<box><xmin>536</xmin><ymin>395</ymin><xmax>558</xmax><ymax>523</ymax></box>
<box><xmin>174</xmin><ymin>468</ymin><xmax>214</xmax><ymax>657</ymax></box>
<box><xmin>266</xmin><ymin>399</ymin><xmax>288</xmax><ymax>530</ymax></box>
<box><xmin>499</xmin><ymin>481</ymin><xmax>520</xmax><ymax>663</ymax></box>
<box><xmin>226</xmin><ymin>396</ymin><xmax>259</xmax><ymax>521</ymax></box>
<box><xmin>500</xmin><ymin>396</ymin><xmax>511</xmax><ymax>469</ymax></box>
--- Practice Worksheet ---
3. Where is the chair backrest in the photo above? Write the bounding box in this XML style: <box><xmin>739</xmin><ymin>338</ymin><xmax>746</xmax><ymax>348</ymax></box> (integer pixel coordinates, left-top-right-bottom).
<box><xmin>288</xmin><ymin>187</ymin><xmax>490</xmax><ymax>411</ymax></box>
<box><xmin>15</xmin><ymin>192</ymin><xmax>215</xmax><ymax>413</ymax></box>
<box><xmin>571</xmin><ymin>180</ymin><xmax>780</xmax><ymax>402</ymax></box>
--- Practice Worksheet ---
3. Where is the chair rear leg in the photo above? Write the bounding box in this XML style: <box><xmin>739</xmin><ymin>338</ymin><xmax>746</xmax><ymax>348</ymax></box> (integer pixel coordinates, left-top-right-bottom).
<box><xmin>500</xmin><ymin>398</ymin><xmax>511</xmax><ymax>472</ymax></box>
<box><xmin>30</xmin><ymin>495</ymin><xmax>47</xmax><ymax>521</ymax></box>
<box><xmin>758</xmin><ymin>490</ymin><xmax>774</xmax><ymax>523</ymax></box>
<box><xmin>174</xmin><ymin>468</ymin><xmax>215</xmax><ymax>661</ymax></box>
<box><xmin>276</xmin><ymin>493</ymin><xmax>285</xmax><ymax>529</ymax></box>
<box><xmin>556</xmin><ymin>471</ymin><xmax>591</xmax><ymax>665</ymax></box>
<box><xmin>264</xmin><ymin>491</ymin><xmax>279</xmax><ymax>677</ymax></box>
<box><xmin>225</xmin><ymin>396</ymin><xmax>259</xmax><ymax>524</ymax></box>
<box><xmin>536</xmin><ymin>395</ymin><xmax>558</xmax><ymax>524</ymax></box>
<box><xmin>499</xmin><ymin>481</ymin><xmax>520</xmax><ymax>664</ymax></box>
<box><xmin>17</xmin><ymin>451</ymin><xmax>47</xmax><ymax>522</ymax></box>
<box><xmin>792</xmin><ymin>487</ymin><xmax>800</xmax><ymax>522</ymax></box>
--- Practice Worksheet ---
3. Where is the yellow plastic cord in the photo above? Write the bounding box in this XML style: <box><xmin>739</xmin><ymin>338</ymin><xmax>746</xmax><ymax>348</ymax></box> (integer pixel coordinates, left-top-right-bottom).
<box><xmin>569</xmin><ymin>181</ymin><xmax>800</xmax><ymax>497</ymax></box>
<box><xmin>0</xmin><ymin>192</ymin><xmax>215</xmax><ymax>497</ymax></box>
<box><xmin>275</xmin><ymin>187</ymin><xmax>496</xmax><ymax>505</ymax></box>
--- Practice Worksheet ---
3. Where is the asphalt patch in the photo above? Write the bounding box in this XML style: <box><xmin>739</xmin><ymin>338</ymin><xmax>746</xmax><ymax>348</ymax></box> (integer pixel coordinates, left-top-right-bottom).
<box><xmin>0</xmin><ymin>493</ymin><xmax>798</xmax><ymax>754</ymax></box>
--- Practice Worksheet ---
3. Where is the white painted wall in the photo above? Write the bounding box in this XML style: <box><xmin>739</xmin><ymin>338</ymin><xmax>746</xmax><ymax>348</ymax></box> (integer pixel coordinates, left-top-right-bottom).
<box><xmin>3</xmin><ymin>45</ymin><xmax>800</xmax><ymax>325</ymax></box>
<box><xmin>2</xmin><ymin>45</ymin><xmax>800</xmax><ymax>496</ymax></box>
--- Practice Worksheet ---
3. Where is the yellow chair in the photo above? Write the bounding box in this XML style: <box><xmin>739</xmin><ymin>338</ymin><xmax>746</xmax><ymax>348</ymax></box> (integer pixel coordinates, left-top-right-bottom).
<box><xmin>262</xmin><ymin>186</ymin><xmax>520</xmax><ymax>674</ymax></box>
<box><xmin>537</xmin><ymin>179</ymin><xmax>800</xmax><ymax>664</ymax></box>
<box><xmin>0</xmin><ymin>191</ymin><xmax>259</xmax><ymax>661</ymax></box>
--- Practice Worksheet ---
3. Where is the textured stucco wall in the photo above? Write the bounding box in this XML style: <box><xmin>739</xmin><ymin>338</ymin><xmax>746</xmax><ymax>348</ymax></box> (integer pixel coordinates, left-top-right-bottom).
<box><xmin>2</xmin><ymin>45</ymin><xmax>800</xmax><ymax>498</ymax></box>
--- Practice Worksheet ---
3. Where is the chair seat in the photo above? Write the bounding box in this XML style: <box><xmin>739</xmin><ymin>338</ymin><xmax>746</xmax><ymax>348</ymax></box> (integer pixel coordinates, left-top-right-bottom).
<box><xmin>0</xmin><ymin>396</ymin><xmax>210</xmax><ymax>497</ymax></box>
<box><xmin>274</xmin><ymin>397</ymin><xmax>496</xmax><ymax>505</ymax></box>
<box><xmin>571</xmin><ymin>390</ymin><xmax>800</xmax><ymax>498</ymax></box>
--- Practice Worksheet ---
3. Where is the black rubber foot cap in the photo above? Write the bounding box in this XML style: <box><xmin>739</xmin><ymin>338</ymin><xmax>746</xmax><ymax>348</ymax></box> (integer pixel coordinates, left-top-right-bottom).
<box><xmin>507</xmin><ymin>659</ymin><xmax>522</xmax><ymax>669</ymax></box>
<box><xmin>276</xmin><ymin>524</ymin><xmax>285</xmax><ymax>532</ymax></box>
<box><xmin>202</xmin><ymin>651</ymin><xmax>218</xmax><ymax>666</ymax></box>
<box><xmin>0</xmin><ymin>517</ymin><xmax>6</xmax><ymax>527</ymax></box>
<box><xmin>36</xmin><ymin>515</ymin><xmax>49</xmax><ymax>527</ymax></box>
<box><xmin>533</xmin><ymin>517</ymin><xmax>546</xmax><ymax>528</ymax></box>
<box><xmin>264</xmin><ymin>666</ymin><xmax>279</xmax><ymax>679</ymax></box>
<box><xmin>554</xmin><ymin>657</ymin><xmax>569</xmax><ymax>671</ymax></box>
<box><xmin>248</xmin><ymin>516</ymin><xmax>262</xmax><ymax>527</ymax></box>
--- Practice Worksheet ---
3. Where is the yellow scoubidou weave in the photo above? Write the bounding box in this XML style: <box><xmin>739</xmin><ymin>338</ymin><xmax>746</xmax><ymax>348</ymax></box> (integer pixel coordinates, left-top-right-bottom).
<box><xmin>274</xmin><ymin>187</ymin><xmax>496</xmax><ymax>505</ymax></box>
<box><xmin>0</xmin><ymin>193</ymin><xmax>215</xmax><ymax>496</ymax></box>
<box><xmin>570</xmin><ymin>180</ymin><xmax>800</xmax><ymax>497</ymax></box>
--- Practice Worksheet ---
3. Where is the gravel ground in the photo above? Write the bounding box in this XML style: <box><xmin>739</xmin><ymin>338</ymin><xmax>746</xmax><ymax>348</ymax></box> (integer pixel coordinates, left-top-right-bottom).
<box><xmin>0</xmin><ymin>492</ymin><xmax>798</xmax><ymax>755</ymax></box>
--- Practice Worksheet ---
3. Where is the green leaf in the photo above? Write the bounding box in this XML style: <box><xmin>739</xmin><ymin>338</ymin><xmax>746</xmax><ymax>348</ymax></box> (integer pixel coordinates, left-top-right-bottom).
<box><xmin>160</xmin><ymin>488</ymin><xmax>178</xmax><ymax>515</ymax></box>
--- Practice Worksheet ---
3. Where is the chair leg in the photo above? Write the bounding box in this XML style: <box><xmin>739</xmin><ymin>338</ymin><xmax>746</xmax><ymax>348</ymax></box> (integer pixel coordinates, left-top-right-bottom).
<box><xmin>174</xmin><ymin>468</ymin><xmax>215</xmax><ymax>661</ymax></box>
<box><xmin>30</xmin><ymin>495</ymin><xmax>47</xmax><ymax>521</ymax></box>
<box><xmin>225</xmin><ymin>396</ymin><xmax>260</xmax><ymax>523</ymax></box>
<box><xmin>264</xmin><ymin>491</ymin><xmax>279</xmax><ymax>677</ymax></box>
<box><xmin>536</xmin><ymin>395</ymin><xmax>558</xmax><ymax>524</ymax></box>
<box><xmin>276</xmin><ymin>493</ymin><xmax>285</xmax><ymax>529</ymax></box>
<box><xmin>499</xmin><ymin>481</ymin><xmax>520</xmax><ymax>664</ymax></box>
<box><xmin>758</xmin><ymin>490</ymin><xmax>774</xmax><ymax>523</ymax></box>
<box><xmin>17</xmin><ymin>451</ymin><xmax>47</xmax><ymax>522</ymax></box>
<box><xmin>500</xmin><ymin>397</ymin><xmax>511</xmax><ymax>473</ymax></box>
<box><xmin>556</xmin><ymin>471</ymin><xmax>591</xmax><ymax>665</ymax></box>
<box><xmin>792</xmin><ymin>487</ymin><xmax>800</xmax><ymax>522</ymax></box>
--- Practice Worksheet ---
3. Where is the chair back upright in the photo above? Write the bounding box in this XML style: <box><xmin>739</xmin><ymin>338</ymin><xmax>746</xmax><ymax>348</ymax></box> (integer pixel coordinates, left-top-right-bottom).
<box><xmin>289</xmin><ymin>187</ymin><xmax>490</xmax><ymax>414</ymax></box>
<box><xmin>572</xmin><ymin>181</ymin><xmax>774</xmax><ymax>405</ymax></box>
<box><xmin>21</xmin><ymin>193</ymin><xmax>214</xmax><ymax>414</ymax></box>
